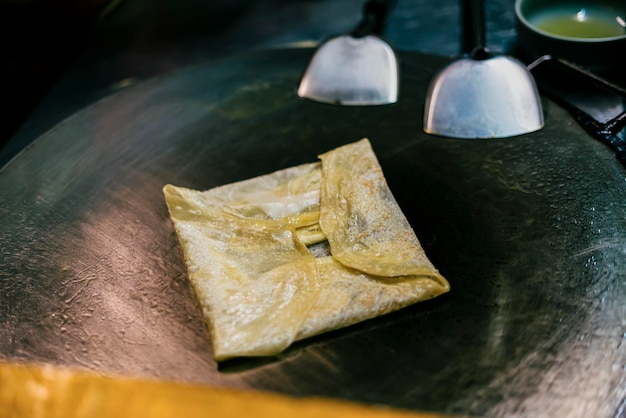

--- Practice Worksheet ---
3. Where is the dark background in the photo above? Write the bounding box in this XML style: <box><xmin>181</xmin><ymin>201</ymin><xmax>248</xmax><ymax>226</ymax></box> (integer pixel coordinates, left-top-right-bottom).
<box><xmin>0</xmin><ymin>0</ymin><xmax>524</xmax><ymax>166</ymax></box>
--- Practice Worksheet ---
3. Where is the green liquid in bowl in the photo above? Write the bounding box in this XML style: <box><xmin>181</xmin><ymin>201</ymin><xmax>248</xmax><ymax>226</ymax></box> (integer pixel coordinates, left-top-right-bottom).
<box><xmin>528</xmin><ymin>6</ymin><xmax>626</xmax><ymax>38</ymax></box>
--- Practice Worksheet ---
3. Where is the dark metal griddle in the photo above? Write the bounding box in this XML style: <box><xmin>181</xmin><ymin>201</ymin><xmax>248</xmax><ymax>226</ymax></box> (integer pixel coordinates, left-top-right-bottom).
<box><xmin>1</xmin><ymin>49</ymin><xmax>625</xmax><ymax>417</ymax></box>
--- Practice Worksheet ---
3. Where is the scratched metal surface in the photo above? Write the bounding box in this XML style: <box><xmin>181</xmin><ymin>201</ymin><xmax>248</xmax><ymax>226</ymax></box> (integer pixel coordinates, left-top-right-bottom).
<box><xmin>1</xmin><ymin>49</ymin><xmax>625</xmax><ymax>418</ymax></box>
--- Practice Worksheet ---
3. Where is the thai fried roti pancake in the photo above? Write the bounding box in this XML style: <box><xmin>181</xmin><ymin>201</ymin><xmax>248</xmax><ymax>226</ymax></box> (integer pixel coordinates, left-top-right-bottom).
<box><xmin>163</xmin><ymin>138</ymin><xmax>449</xmax><ymax>361</ymax></box>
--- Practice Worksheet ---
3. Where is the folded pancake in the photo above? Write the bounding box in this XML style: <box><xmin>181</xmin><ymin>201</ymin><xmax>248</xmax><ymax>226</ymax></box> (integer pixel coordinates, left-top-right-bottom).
<box><xmin>318</xmin><ymin>139</ymin><xmax>441</xmax><ymax>277</ymax></box>
<box><xmin>163</xmin><ymin>138</ymin><xmax>449</xmax><ymax>361</ymax></box>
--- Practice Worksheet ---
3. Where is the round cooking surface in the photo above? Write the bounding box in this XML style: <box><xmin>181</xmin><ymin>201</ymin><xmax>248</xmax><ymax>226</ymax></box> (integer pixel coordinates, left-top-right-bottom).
<box><xmin>1</xmin><ymin>49</ymin><xmax>625</xmax><ymax>417</ymax></box>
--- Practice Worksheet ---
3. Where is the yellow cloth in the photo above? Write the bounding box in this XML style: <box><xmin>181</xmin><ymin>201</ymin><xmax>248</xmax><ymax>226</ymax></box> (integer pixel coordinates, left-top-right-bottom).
<box><xmin>0</xmin><ymin>361</ymin><xmax>451</xmax><ymax>418</ymax></box>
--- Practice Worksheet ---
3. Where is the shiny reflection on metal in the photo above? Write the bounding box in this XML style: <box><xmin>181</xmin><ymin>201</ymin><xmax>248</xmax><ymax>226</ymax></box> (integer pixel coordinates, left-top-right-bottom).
<box><xmin>297</xmin><ymin>35</ymin><xmax>398</xmax><ymax>105</ymax></box>
<box><xmin>424</xmin><ymin>0</ymin><xmax>543</xmax><ymax>139</ymax></box>
<box><xmin>424</xmin><ymin>53</ymin><xmax>544</xmax><ymax>138</ymax></box>
<box><xmin>296</xmin><ymin>0</ymin><xmax>397</xmax><ymax>106</ymax></box>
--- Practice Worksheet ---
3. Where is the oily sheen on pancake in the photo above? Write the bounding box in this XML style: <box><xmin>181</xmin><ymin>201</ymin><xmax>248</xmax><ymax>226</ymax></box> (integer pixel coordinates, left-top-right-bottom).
<box><xmin>163</xmin><ymin>139</ymin><xmax>449</xmax><ymax>361</ymax></box>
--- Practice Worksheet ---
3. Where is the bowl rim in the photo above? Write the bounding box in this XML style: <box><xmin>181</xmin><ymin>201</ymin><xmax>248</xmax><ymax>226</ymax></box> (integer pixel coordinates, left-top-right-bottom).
<box><xmin>514</xmin><ymin>0</ymin><xmax>626</xmax><ymax>43</ymax></box>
